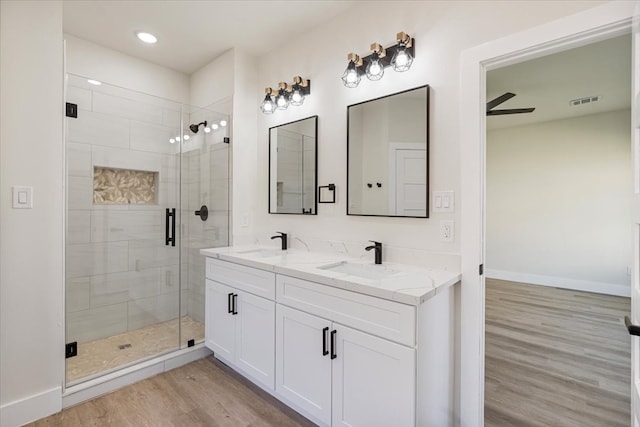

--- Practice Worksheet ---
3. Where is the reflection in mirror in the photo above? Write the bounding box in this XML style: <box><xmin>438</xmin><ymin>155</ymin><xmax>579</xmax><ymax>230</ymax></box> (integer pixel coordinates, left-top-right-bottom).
<box><xmin>347</xmin><ymin>85</ymin><xmax>429</xmax><ymax>217</ymax></box>
<box><xmin>269</xmin><ymin>116</ymin><xmax>318</xmax><ymax>214</ymax></box>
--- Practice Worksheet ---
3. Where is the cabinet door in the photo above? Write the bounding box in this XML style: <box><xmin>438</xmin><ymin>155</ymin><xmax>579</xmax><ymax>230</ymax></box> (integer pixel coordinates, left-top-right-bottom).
<box><xmin>205</xmin><ymin>280</ymin><xmax>235</xmax><ymax>362</ymax></box>
<box><xmin>235</xmin><ymin>291</ymin><xmax>275</xmax><ymax>389</ymax></box>
<box><xmin>332</xmin><ymin>324</ymin><xmax>416</xmax><ymax>427</ymax></box>
<box><xmin>276</xmin><ymin>305</ymin><xmax>332</xmax><ymax>425</ymax></box>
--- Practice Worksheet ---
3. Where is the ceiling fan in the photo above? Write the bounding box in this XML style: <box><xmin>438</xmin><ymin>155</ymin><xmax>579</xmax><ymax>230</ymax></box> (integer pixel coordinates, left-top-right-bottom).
<box><xmin>486</xmin><ymin>92</ymin><xmax>535</xmax><ymax>116</ymax></box>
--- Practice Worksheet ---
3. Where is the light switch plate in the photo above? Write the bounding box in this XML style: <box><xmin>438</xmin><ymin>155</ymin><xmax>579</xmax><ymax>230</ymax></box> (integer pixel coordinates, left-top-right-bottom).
<box><xmin>12</xmin><ymin>186</ymin><xmax>33</xmax><ymax>209</ymax></box>
<box><xmin>432</xmin><ymin>191</ymin><xmax>454</xmax><ymax>213</ymax></box>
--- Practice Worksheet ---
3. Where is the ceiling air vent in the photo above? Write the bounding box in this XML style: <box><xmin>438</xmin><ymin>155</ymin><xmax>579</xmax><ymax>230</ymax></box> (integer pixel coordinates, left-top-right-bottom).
<box><xmin>569</xmin><ymin>95</ymin><xmax>600</xmax><ymax>106</ymax></box>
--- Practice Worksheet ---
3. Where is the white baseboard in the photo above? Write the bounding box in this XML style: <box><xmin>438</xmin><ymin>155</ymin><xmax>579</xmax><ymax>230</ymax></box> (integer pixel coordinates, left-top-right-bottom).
<box><xmin>485</xmin><ymin>269</ymin><xmax>630</xmax><ymax>297</ymax></box>
<box><xmin>1</xmin><ymin>386</ymin><xmax>62</xmax><ymax>427</ymax></box>
<box><xmin>63</xmin><ymin>344</ymin><xmax>211</xmax><ymax>408</ymax></box>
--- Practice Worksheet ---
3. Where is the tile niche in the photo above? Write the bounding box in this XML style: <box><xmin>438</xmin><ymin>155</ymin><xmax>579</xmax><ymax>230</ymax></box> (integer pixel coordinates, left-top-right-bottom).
<box><xmin>93</xmin><ymin>166</ymin><xmax>158</xmax><ymax>205</ymax></box>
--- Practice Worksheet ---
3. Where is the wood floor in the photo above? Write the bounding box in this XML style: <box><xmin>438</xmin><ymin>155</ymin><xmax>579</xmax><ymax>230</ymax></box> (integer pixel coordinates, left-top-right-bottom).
<box><xmin>30</xmin><ymin>357</ymin><xmax>317</xmax><ymax>427</ymax></box>
<box><xmin>485</xmin><ymin>279</ymin><xmax>631</xmax><ymax>427</ymax></box>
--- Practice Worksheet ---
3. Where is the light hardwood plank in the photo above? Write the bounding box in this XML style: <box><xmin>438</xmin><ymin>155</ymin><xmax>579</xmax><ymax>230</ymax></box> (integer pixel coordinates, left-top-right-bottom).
<box><xmin>485</xmin><ymin>279</ymin><xmax>631</xmax><ymax>427</ymax></box>
<box><xmin>29</xmin><ymin>357</ymin><xmax>317</xmax><ymax>427</ymax></box>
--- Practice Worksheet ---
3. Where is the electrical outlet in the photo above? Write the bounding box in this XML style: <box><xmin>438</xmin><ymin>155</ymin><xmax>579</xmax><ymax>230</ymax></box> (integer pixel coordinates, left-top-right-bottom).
<box><xmin>440</xmin><ymin>220</ymin><xmax>454</xmax><ymax>242</ymax></box>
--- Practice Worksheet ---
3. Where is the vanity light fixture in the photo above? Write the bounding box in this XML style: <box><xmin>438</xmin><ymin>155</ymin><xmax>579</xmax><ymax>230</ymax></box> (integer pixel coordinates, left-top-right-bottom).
<box><xmin>342</xmin><ymin>53</ymin><xmax>363</xmax><ymax>88</ymax></box>
<box><xmin>261</xmin><ymin>87</ymin><xmax>277</xmax><ymax>114</ymax></box>
<box><xmin>391</xmin><ymin>32</ymin><xmax>414</xmax><ymax>72</ymax></box>
<box><xmin>342</xmin><ymin>31</ymin><xmax>415</xmax><ymax>88</ymax></box>
<box><xmin>275</xmin><ymin>82</ymin><xmax>291</xmax><ymax>110</ymax></box>
<box><xmin>260</xmin><ymin>77</ymin><xmax>311</xmax><ymax>114</ymax></box>
<box><xmin>365</xmin><ymin>44</ymin><xmax>385</xmax><ymax>81</ymax></box>
<box><xmin>220</xmin><ymin>120</ymin><xmax>227</xmax><ymax>127</ymax></box>
<box><xmin>290</xmin><ymin>76</ymin><xmax>310</xmax><ymax>106</ymax></box>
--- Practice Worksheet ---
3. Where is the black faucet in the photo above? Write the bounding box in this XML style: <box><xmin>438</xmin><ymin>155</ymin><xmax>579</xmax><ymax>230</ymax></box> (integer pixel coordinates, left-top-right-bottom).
<box><xmin>365</xmin><ymin>240</ymin><xmax>382</xmax><ymax>265</ymax></box>
<box><xmin>271</xmin><ymin>232</ymin><xmax>288</xmax><ymax>250</ymax></box>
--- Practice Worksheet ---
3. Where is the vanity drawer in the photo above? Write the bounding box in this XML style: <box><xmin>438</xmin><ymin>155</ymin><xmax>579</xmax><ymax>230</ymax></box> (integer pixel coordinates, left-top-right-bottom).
<box><xmin>276</xmin><ymin>274</ymin><xmax>415</xmax><ymax>346</ymax></box>
<box><xmin>206</xmin><ymin>258</ymin><xmax>275</xmax><ymax>300</ymax></box>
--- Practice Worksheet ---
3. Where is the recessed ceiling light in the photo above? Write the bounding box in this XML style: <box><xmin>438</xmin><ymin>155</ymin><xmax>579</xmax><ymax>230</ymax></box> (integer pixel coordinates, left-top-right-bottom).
<box><xmin>87</xmin><ymin>79</ymin><xmax>102</xmax><ymax>86</ymax></box>
<box><xmin>136</xmin><ymin>32</ymin><xmax>157</xmax><ymax>44</ymax></box>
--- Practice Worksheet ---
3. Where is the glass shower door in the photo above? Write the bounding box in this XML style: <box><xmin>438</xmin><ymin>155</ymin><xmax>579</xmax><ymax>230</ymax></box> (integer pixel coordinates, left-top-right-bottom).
<box><xmin>65</xmin><ymin>74</ymin><xmax>182</xmax><ymax>384</ymax></box>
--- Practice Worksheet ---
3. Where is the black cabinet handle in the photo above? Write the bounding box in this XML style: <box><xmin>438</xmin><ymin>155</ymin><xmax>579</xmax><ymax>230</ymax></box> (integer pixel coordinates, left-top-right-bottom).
<box><xmin>330</xmin><ymin>329</ymin><xmax>337</xmax><ymax>359</ymax></box>
<box><xmin>227</xmin><ymin>293</ymin><xmax>233</xmax><ymax>314</ymax></box>
<box><xmin>165</xmin><ymin>208</ymin><xmax>176</xmax><ymax>246</ymax></box>
<box><xmin>232</xmin><ymin>294</ymin><xmax>238</xmax><ymax>315</ymax></box>
<box><xmin>625</xmin><ymin>316</ymin><xmax>640</xmax><ymax>336</ymax></box>
<box><xmin>194</xmin><ymin>205</ymin><xmax>208</xmax><ymax>221</ymax></box>
<box><xmin>322</xmin><ymin>327</ymin><xmax>329</xmax><ymax>356</ymax></box>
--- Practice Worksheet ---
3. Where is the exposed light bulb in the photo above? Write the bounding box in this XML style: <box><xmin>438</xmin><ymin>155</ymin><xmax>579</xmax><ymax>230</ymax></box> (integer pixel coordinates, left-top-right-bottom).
<box><xmin>212</xmin><ymin>124</ymin><xmax>219</xmax><ymax>130</ymax></box>
<box><xmin>176</xmin><ymin>136</ymin><xmax>181</xmax><ymax>142</ymax></box>
<box><xmin>87</xmin><ymin>79</ymin><xmax>102</xmax><ymax>86</ymax></box>
<box><xmin>341</xmin><ymin>61</ymin><xmax>361</xmax><ymax>88</ymax></box>
<box><xmin>169</xmin><ymin>138</ymin><xmax>176</xmax><ymax>144</ymax></box>
<box><xmin>204</xmin><ymin>126</ymin><xmax>211</xmax><ymax>133</ymax></box>
<box><xmin>260</xmin><ymin>93</ymin><xmax>275</xmax><ymax>114</ymax></box>
<box><xmin>183</xmin><ymin>134</ymin><xmax>190</xmax><ymax>140</ymax></box>
<box><xmin>220</xmin><ymin>120</ymin><xmax>227</xmax><ymax>127</ymax></box>
<box><xmin>136</xmin><ymin>31</ymin><xmax>157</xmax><ymax>44</ymax></box>
<box><xmin>290</xmin><ymin>88</ymin><xmax>304</xmax><ymax>106</ymax></box>
<box><xmin>276</xmin><ymin>89</ymin><xmax>289</xmax><ymax>110</ymax></box>
<box><xmin>391</xmin><ymin>45</ymin><xmax>413</xmax><ymax>72</ymax></box>
<box><xmin>365</xmin><ymin>57</ymin><xmax>384</xmax><ymax>81</ymax></box>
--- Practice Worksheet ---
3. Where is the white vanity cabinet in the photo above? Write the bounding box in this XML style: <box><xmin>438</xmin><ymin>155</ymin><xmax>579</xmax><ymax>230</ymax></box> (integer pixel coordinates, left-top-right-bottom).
<box><xmin>202</xmin><ymin>252</ymin><xmax>456</xmax><ymax>427</ymax></box>
<box><xmin>275</xmin><ymin>274</ymin><xmax>416</xmax><ymax>427</ymax></box>
<box><xmin>204</xmin><ymin>258</ymin><xmax>276</xmax><ymax>390</ymax></box>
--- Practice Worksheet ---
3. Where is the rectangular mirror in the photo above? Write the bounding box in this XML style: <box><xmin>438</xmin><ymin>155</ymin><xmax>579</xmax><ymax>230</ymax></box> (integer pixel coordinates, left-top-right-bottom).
<box><xmin>269</xmin><ymin>115</ymin><xmax>318</xmax><ymax>214</ymax></box>
<box><xmin>347</xmin><ymin>85</ymin><xmax>429</xmax><ymax>217</ymax></box>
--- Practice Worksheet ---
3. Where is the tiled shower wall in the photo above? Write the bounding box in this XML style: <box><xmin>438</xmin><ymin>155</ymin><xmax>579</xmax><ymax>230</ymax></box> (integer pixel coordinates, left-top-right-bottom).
<box><xmin>65</xmin><ymin>75</ymin><xmax>230</xmax><ymax>345</ymax></box>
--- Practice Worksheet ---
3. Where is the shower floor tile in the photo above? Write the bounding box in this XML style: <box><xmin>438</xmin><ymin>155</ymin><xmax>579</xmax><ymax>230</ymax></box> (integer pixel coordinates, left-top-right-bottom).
<box><xmin>66</xmin><ymin>316</ymin><xmax>204</xmax><ymax>384</ymax></box>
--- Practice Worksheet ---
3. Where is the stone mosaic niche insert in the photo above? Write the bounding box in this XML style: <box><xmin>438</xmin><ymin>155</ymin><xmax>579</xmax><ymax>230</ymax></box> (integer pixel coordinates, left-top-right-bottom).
<box><xmin>93</xmin><ymin>166</ymin><xmax>158</xmax><ymax>205</ymax></box>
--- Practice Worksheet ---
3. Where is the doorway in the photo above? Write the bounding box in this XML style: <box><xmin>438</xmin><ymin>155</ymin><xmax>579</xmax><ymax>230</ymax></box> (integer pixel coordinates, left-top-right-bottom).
<box><xmin>483</xmin><ymin>35</ymin><xmax>631</xmax><ymax>425</ymax></box>
<box><xmin>459</xmin><ymin>4</ymin><xmax>637</xmax><ymax>425</ymax></box>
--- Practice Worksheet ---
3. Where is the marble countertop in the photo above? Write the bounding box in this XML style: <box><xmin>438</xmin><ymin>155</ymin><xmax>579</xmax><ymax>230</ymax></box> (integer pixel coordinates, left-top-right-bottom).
<box><xmin>200</xmin><ymin>245</ymin><xmax>461</xmax><ymax>306</ymax></box>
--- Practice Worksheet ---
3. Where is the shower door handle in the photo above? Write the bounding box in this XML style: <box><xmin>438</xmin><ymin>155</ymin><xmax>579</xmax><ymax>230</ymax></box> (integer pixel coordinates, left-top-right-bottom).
<box><xmin>165</xmin><ymin>208</ymin><xmax>176</xmax><ymax>247</ymax></box>
<box><xmin>194</xmin><ymin>205</ymin><xmax>208</xmax><ymax>221</ymax></box>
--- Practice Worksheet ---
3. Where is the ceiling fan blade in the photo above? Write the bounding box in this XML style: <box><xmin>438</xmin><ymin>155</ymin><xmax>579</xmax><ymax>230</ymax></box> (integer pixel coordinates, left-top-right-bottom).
<box><xmin>486</xmin><ymin>92</ymin><xmax>516</xmax><ymax>111</ymax></box>
<box><xmin>487</xmin><ymin>108</ymin><xmax>535</xmax><ymax>116</ymax></box>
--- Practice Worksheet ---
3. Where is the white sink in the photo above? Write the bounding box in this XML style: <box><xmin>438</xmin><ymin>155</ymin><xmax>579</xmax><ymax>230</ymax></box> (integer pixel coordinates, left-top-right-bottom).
<box><xmin>317</xmin><ymin>261</ymin><xmax>401</xmax><ymax>280</ymax></box>
<box><xmin>236</xmin><ymin>248</ymin><xmax>286</xmax><ymax>258</ymax></box>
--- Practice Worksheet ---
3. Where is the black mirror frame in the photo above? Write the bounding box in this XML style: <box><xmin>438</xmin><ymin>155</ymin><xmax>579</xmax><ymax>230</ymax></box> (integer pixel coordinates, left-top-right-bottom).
<box><xmin>268</xmin><ymin>115</ymin><xmax>319</xmax><ymax>215</ymax></box>
<box><xmin>346</xmin><ymin>85</ymin><xmax>429</xmax><ymax>218</ymax></box>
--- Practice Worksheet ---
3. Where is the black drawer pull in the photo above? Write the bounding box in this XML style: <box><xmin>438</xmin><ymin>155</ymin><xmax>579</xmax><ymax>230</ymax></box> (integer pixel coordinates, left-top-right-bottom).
<box><xmin>227</xmin><ymin>293</ymin><xmax>233</xmax><ymax>314</ymax></box>
<box><xmin>232</xmin><ymin>294</ymin><xmax>238</xmax><ymax>315</ymax></box>
<box><xmin>330</xmin><ymin>329</ymin><xmax>337</xmax><ymax>359</ymax></box>
<box><xmin>322</xmin><ymin>327</ymin><xmax>329</xmax><ymax>356</ymax></box>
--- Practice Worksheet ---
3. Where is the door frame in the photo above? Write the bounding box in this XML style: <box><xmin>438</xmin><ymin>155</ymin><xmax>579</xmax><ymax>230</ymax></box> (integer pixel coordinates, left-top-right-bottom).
<box><xmin>459</xmin><ymin>2</ymin><xmax>636</xmax><ymax>425</ymax></box>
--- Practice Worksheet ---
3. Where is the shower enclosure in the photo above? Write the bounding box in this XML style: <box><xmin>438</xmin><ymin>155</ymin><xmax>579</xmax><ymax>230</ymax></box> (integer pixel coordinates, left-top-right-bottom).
<box><xmin>64</xmin><ymin>74</ymin><xmax>230</xmax><ymax>385</ymax></box>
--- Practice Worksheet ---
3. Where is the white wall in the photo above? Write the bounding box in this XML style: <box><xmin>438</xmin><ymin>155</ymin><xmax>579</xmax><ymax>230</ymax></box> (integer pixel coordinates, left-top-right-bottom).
<box><xmin>486</xmin><ymin>110</ymin><xmax>631</xmax><ymax>295</ymax></box>
<box><xmin>251</xmin><ymin>0</ymin><xmax>606</xmax><ymax>267</ymax></box>
<box><xmin>64</xmin><ymin>34</ymin><xmax>190</xmax><ymax>105</ymax></box>
<box><xmin>0</xmin><ymin>1</ymin><xmax>64</xmax><ymax>425</ymax></box>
